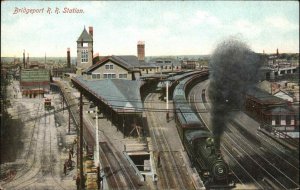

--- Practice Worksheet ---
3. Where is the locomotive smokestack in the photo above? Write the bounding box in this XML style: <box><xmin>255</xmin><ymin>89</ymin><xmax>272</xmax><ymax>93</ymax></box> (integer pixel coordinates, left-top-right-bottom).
<box><xmin>209</xmin><ymin>36</ymin><xmax>261</xmax><ymax>149</ymax></box>
<box><xmin>67</xmin><ymin>48</ymin><xmax>71</xmax><ymax>68</ymax></box>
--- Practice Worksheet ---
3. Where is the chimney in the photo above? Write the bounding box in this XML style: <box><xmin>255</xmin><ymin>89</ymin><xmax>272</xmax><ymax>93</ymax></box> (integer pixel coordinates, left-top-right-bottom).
<box><xmin>27</xmin><ymin>53</ymin><xmax>29</xmax><ymax>68</ymax></box>
<box><xmin>67</xmin><ymin>48</ymin><xmax>71</xmax><ymax>68</ymax></box>
<box><xmin>23</xmin><ymin>49</ymin><xmax>25</xmax><ymax>68</ymax></box>
<box><xmin>89</xmin><ymin>26</ymin><xmax>93</xmax><ymax>37</ymax></box>
<box><xmin>137</xmin><ymin>41</ymin><xmax>145</xmax><ymax>61</ymax></box>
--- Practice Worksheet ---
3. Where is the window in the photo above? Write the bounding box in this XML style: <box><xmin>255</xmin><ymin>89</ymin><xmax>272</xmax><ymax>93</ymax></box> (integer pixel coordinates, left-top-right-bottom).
<box><xmin>286</xmin><ymin>115</ymin><xmax>291</xmax><ymax>125</ymax></box>
<box><xmin>105</xmin><ymin>64</ymin><xmax>114</xmax><ymax>70</ymax></box>
<box><xmin>92</xmin><ymin>73</ymin><xmax>100</xmax><ymax>79</ymax></box>
<box><xmin>275</xmin><ymin>115</ymin><xmax>280</xmax><ymax>125</ymax></box>
<box><xmin>81</xmin><ymin>49</ymin><xmax>88</xmax><ymax>63</ymax></box>
<box><xmin>119</xmin><ymin>74</ymin><xmax>127</xmax><ymax>79</ymax></box>
<box><xmin>104</xmin><ymin>73</ymin><xmax>116</xmax><ymax>79</ymax></box>
<box><xmin>83</xmin><ymin>43</ymin><xmax>88</xmax><ymax>47</ymax></box>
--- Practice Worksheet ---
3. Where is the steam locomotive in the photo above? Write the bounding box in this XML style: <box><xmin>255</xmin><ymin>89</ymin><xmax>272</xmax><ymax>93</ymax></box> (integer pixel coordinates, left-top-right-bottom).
<box><xmin>173</xmin><ymin>76</ymin><xmax>235</xmax><ymax>188</ymax></box>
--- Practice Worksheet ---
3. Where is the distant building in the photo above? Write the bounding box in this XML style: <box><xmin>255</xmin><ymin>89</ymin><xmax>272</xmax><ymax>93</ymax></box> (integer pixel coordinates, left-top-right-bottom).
<box><xmin>20</xmin><ymin>69</ymin><xmax>50</xmax><ymax>98</ymax></box>
<box><xmin>245</xmin><ymin>88</ymin><xmax>297</xmax><ymax>133</ymax></box>
<box><xmin>76</xmin><ymin>26</ymin><xmax>93</xmax><ymax>74</ymax></box>
<box><xmin>148</xmin><ymin>57</ymin><xmax>181</xmax><ymax>73</ymax></box>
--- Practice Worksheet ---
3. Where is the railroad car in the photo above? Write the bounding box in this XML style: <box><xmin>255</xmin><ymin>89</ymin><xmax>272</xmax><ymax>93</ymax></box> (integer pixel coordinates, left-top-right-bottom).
<box><xmin>173</xmin><ymin>75</ymin><xmax>235</xmax><ymax>188</ymax></box>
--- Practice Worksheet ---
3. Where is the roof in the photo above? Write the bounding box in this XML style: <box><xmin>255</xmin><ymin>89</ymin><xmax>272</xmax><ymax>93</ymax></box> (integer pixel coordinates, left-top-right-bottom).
<box><xmin>20</xmin><ymin>69</ymin><xmax>50</xmax><ymax>82</ymax></box>
<box><xmin>246</xmin><ymin>87</ymin><xmax>286</xmax><ymax>105</ymax></box>
<box><xmin>184</xmin><ymin>130</ymin><xmax>211</xmax><ymax>142</ymax></box>
<box><xmin>77</xmin><ymin>27</ymin><xmax>93</xmax><ymax>42</ymax></box>
<box><xmin>73</xmin><ymin>76</ymin><xmax>143</xmax><ymax>113</ymax></box>
<box><xmin>85</xmin><ymin>55</ymin><xmax>145</xmax><ymax>73</ymax></box>
<box><xmin>263</xmin><ymin>106</ymin><xmax>295</xmax><ymax>115</ymax></box>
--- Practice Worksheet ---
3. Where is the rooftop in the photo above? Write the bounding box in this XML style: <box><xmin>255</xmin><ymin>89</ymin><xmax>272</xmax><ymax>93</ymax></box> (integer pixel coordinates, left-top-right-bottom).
<box><xmin>77</xmin><ymin>27</ymin><xmax>93</xmax><ymax>42</ymax></box>
<box><xmin>73</xmin><ymin>76</ymin><xmax>143</xmax><ymax>113</ymax></box>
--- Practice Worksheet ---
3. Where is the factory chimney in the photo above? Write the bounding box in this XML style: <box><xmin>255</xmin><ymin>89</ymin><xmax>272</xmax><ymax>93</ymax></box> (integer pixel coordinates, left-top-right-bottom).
<box><xmin>27</xmin><ymin>53</ymin><xmax>29</xmax><ymax>68</ymax></box>
<box><xmin>89</xmin><ymin>26</ymin><xmax>94</xmax><ymax>64</ymax></box>
<box><xmin>23</xmin><ymin>49</ymin><xmax>25</xmax><ymax>68</ymax></box>
<box><xmin>137</xmin><ymin>41</ymin><xmax>145</xmax><ymax>61</ymax></box>
<box><xmin>67</xmin><ymin>48</ymin><xmax>71</xmax><ymax>68</ymax></box>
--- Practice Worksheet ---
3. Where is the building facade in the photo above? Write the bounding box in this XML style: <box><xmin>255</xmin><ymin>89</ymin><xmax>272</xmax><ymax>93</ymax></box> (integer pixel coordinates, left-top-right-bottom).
<box><xmin>84</xmin><ymin>55</ymin><xmax>141</xmax><ymax>80</ymax></box>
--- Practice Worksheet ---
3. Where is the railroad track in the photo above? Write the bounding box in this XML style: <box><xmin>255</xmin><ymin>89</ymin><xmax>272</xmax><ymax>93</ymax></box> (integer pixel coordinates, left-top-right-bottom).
<box><xmin>190</xmin><ymin>81</ymin><xmax>300</xmax><ymax>189</ymax></box>
<box><xmin>145</xmin><ymin>93</ymin><xmax>194</xmax><ymax>189</ymax></box>
<box><xmin>2</xmin><ymin>102</ymin><xmax>43</xmax><ymax>189</ymax></box>
<box><xmin>99</xmin><ymin>142</ymin><xmax>139</xmax><ymax>189</ymax></box>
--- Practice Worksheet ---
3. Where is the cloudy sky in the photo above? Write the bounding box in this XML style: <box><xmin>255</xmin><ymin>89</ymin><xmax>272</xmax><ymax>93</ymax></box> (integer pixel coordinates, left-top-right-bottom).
<box><xmin>1</xmin><ymin>1</ymin><xmax>299</xmax><ymax>57</ymax></box>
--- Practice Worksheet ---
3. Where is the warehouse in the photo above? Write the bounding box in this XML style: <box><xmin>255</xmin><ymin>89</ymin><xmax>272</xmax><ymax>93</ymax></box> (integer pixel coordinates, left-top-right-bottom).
<box><xmin>20</xmin><ymin>69</ymin><xmax>50</xmax><ymax>98</ymax></box>
<box><xmin>245</xmin><ymin>88</ymin><xmax>297</xmax><ymax>132</ymax></box>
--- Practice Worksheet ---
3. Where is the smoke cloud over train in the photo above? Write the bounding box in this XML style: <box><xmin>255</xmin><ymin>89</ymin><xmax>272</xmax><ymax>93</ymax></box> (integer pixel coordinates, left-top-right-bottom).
<box><xmin>208</xmin><ymin>36</ymin><xmax>261</xmax><ymax>150</ymax></box>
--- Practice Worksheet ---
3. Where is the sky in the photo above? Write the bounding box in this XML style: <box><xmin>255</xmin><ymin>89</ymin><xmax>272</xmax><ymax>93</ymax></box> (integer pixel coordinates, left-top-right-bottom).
<box><xmin>1</xmin><ymin>1</ymin><xmax>299</xmax><ymax>57</ymax></box>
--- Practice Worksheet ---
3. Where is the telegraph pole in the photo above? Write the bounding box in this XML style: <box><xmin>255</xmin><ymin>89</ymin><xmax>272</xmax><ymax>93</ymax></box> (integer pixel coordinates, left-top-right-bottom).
<box><xmin>95</xmin><ymin>106</ymin><xmax>100</xmax><ymax>166</ymax></box>
<box><xmin>79</xmin><ymin>92</ymin><xmax>84</xmax><ymax>189</ymax></box>
<box><xmin>95</xmin><ymin>106</ymin><xmax>101</xmax><ymax>189</ymax></box>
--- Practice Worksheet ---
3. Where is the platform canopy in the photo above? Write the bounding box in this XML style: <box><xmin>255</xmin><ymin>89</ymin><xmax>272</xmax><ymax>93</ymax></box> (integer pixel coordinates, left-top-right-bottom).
<box><xmin>73</xmin><ymin>76</ymin><xmax>143</xmax><ymax>114</ymax></box>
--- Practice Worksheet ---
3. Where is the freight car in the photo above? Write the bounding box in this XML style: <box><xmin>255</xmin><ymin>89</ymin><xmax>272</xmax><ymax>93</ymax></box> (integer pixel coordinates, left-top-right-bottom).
<box><xmin>173</xmin><ymin>75</ymin><xmax>235</xmax><ymax>188</ymax></box>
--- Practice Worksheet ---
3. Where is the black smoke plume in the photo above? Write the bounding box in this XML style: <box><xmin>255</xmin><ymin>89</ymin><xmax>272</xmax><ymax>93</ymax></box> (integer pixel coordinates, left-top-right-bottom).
<box><xmin>208</xmin><ymin>37</ymin><xmax>261</xmax><ymax>150</ymax></box>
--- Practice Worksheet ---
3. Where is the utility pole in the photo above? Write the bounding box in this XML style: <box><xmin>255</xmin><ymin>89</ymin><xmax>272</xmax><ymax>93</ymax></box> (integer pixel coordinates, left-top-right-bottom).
<box><xmin>95</xmin><ymin>106</ymin><xmax>100</xmax><ymax>189</ymax></box>
<box><xmin>79</xmin><ymin>92</ymin><xmax>84</xmax><ymax>189</ymax></box>
<box><xmin>166</xmin><ymin>81</ymin><xmax>169</xmax><ymax>121</ymax></box>
<box><xmin>95</xmin><ymin>106</ymin><xmax>100</xmax><ymax>166</ymax></box>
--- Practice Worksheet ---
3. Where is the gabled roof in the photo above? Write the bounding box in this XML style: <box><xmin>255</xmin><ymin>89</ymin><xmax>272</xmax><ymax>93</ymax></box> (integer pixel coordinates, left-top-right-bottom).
<box><xmin>246</xmin><ymin>87</ymin><xmax>286</xmax><ymax>105</ymax></box>
<box><xmin>77</xmin><ymin>27</ymin><xmax>93</xmax><ymax>42</ymax></box>
<box><xmin>273</xmin><ymin>90</ymin><xmax>293</xmax><ymax>97</ymax></box>
<box><xmin>85</xmin><ymin>55</ymin><xmax>144</xmax><ymax>73</ymax></box>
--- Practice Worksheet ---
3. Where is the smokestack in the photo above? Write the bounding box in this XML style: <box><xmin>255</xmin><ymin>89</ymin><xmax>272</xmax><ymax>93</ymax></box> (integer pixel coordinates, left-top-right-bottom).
<box><xmin>137</xmin><ymin>41</ymin><xmax>145</xmax><ymax>61</ymax></box>
<box><xmin>89</xmin><ymin>26</ymin><xmax>93</xmax><ymax>37</ymax></box>
<box><xmin>23</xmin><ymin>50</ymin><xmax>25</xmax><ymax>68</ymax></box>
<box><xmin>67</xmin><ymin>48</ymin><xmax>71</xmax><ymax>68</ymax></box>
<box><xmin>27</xmin><ymin>53</ymin><xmax>29</xmax><ymax>68</ymax></box>
<box><xmin>209</xmin><ymin>36</ymin><xmax>261</xmax><ymax>150</ymax></box>
<box><xmin>89</xmin><ymin>26</ymin><xmax>94</xmax><ymax>64</ymax></box>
